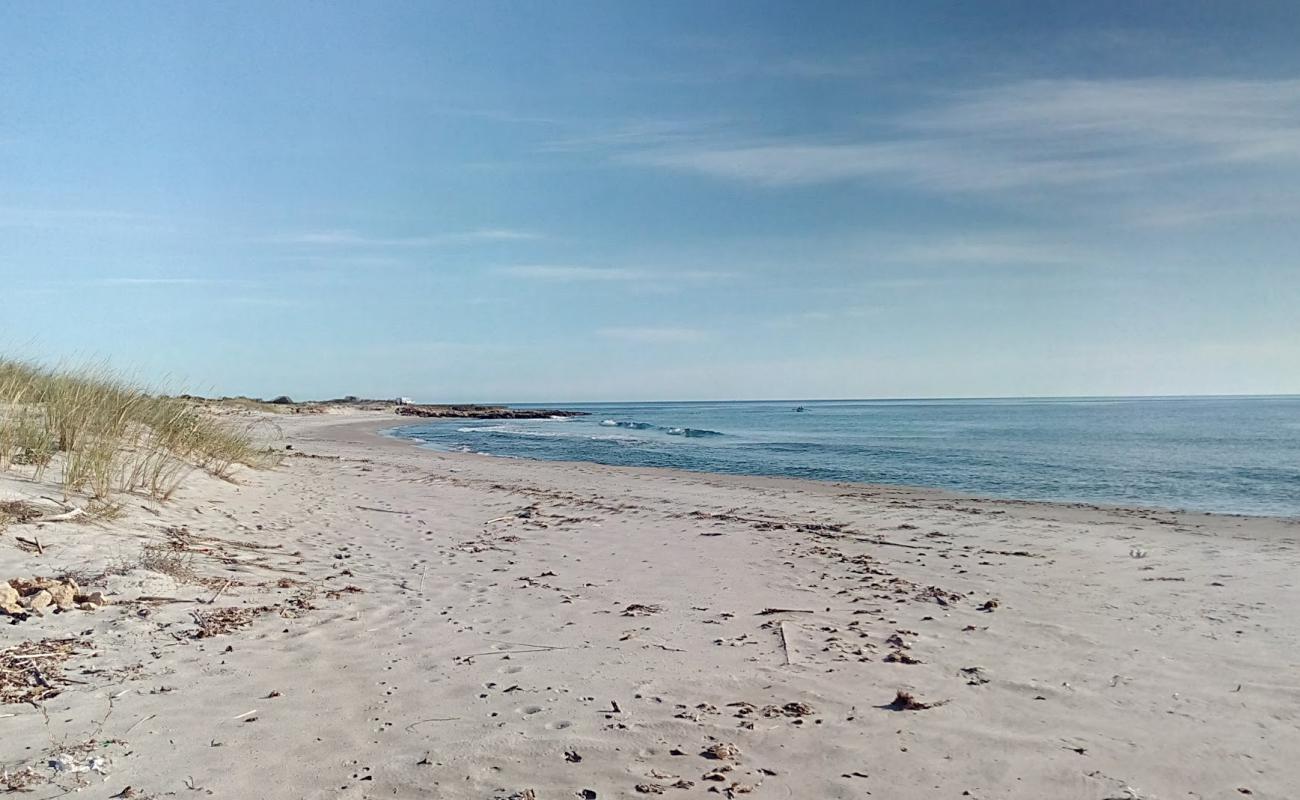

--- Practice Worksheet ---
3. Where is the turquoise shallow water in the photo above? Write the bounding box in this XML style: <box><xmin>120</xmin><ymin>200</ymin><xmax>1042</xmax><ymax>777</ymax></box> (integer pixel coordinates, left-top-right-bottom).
<box><xmin>392</xmin><ymin>396</ymin><xmax>1300</xmax><ymax>517</ymax></box>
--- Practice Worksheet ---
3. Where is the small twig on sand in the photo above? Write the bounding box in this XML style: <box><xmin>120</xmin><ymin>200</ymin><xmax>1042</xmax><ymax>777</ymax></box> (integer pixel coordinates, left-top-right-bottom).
<box><xmin>125</xmin><ymin>713</ymin><xmax>157</xmax><ymax>734</ymax></box>
<box><xmin>757</xmin><ymin>608</ymin><xmax>814</xmax><ymax>616</ymax></box>
<box><xmin>404</xmin><ymin>717</ymin><xmax>460</xmax><ymax>732</ymax></box>
<box><xmin>40</xmin><ymin>496</ymin><xmax>76</xmax><ymax>511</ymax></box>
<box><xmin>417</xmin><ymin>567</ymin><xmax>427</xmax><ymax>593</ymax></box>
<box><xmin>485</xmin><ymin>639</ymin><xmax>567</xmax><ymax>651</ymax></box>
<box><xmin>232</xmin><ymin>709</ymin><xmax>258</xmax><ymax>720</ymax></box>
<box><xmin>862</xmin><ymin>537</ymin><xmax>931</xmax><ymax>550</ymax></box>
<box><xmin>207</xmin><ymin>580</ymin><xmax>232</xmax><ymax>605</ymax></box>
<box><xmin>357</xmin><ymin>505</ymin><xmax>410</xmax><ymax>515</ymax></box>
<box><xmin>456</xmin><ymin>647</ymin><xmax>560</xmax><ymax>659</ymax></box>
<box><xmin>15</xmin><ymin>536</ymin><xmax>43</xmax><ymax>553</ymax></box>
<box><xmin>778</xmin><ymin>622</ymin><xmax>797</xmax><ymax>666</ymax></box>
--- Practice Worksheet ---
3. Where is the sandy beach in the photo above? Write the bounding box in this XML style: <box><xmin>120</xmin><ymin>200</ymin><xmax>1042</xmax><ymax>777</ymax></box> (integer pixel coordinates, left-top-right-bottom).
<box><xmin>3</xmin><ymin>409</ymin><xmax>1298</xmax><ymax>799</ymax></box>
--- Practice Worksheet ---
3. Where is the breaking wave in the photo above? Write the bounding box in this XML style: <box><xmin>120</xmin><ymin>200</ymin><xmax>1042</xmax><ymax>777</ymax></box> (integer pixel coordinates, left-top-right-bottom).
<box><xmin>664</xmin><ymin>427</ymin><xmax>724</xmax><ymax>438</ymax></box>
<box><xmin>600</xmin><ymin>419</ymin><xmax>724</xmax><ymax>437</ymax></box>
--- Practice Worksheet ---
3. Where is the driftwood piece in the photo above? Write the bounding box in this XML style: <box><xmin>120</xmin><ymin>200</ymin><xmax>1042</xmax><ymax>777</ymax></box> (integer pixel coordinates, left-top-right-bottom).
<box><xmin>778</xmin><ymin>622</ymin><xmax>797</xmax><ymax>666</ymax></box>
<box><xmin>42</xmin><ymin>508</ymin><xmax>86</xmax><ymax>523</ymax></box>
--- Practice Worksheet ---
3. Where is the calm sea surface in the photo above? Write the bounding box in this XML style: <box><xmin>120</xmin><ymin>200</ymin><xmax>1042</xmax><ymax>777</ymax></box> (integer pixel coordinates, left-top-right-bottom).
<box><xmin>391</xmin><ymin>397</ymin><xmax>1300</xmax><ymax>517</ymax></box>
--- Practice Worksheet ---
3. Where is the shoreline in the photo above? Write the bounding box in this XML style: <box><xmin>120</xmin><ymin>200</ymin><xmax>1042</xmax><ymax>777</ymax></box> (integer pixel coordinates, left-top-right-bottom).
<box><xmin>375</xmin><ymin>414</ymin><xmax>1300</xmax><ymax>528</ymax></box>
<box><xmin>3</xmin><ymin>408</ymin><xmax>1297</xmax><ymax>799</ymax></box>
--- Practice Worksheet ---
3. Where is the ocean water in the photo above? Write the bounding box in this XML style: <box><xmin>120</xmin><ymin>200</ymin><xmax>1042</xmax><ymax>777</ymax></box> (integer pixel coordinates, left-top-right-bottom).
<box><xmin>391</xmin><ymin>397</ymin><xmax>1300</xmax><ymax>517</ymax></box>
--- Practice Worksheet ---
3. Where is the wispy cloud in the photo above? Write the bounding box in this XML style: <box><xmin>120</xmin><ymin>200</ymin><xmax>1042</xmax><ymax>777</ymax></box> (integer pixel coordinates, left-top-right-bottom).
<box><xmin>498</xmin><ymin>265</ymin><xmax>649</xmax><ymax>281</ymax></box>
<box><xmin>622</xmin><ymin>78</ymin><xmax>1300</xmax><ymax>197</ymax></box>
<box><xmin>95</xmin><ymin>277</ymin><xmax>225</xmax><ymax>286</ymax></box>
<box><xmin>267</xmin><ymin>228</ymin><xmax>541</xmax><ymax>247</ymax></box>
<box><xmin>497</xmin><ymin>265</ymin><xmax>734</xmax><ymax>282</ymax></box>
<box><xmin>540</xmin><ymin>118</ymin><xmax>731</xmax><ymax>153</ymax></box>
<box><xmin>766</xmin><ymin>305</ymin><xmax>878</xmax><ymax>329</ymax></box>
<box><xmin>0</xmin><ymin>206</ymin><xmax>169</xmax><ymax>234</ymax></box>
<box><xmin>888</xmin><ymin>237</ymin><xmax>1085</xmax><ymax>266</ymax></box>
<box><xmin>598</xmin><ymin>326</ymin><xmax>708</xmax><ymax>343</ymax></box>
<box><xmin>224</xmin><ymin>295</ymin><xmax>301</xmax><ymax>308</ymax></box>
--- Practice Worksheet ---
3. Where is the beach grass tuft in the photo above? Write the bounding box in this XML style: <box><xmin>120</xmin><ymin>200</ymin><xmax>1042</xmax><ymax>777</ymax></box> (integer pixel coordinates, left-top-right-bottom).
<box><xmin>0</xmin><ymin>358</ymin><xmax>270</xmax><ymax>503</ymax></box>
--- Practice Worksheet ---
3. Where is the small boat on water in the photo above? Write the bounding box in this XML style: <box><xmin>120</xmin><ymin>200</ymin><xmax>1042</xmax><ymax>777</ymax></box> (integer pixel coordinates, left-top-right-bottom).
<box><xmin>793</xmin><ymin>406</ymin><xmax>807</xmax><ymax>412</ymax></box>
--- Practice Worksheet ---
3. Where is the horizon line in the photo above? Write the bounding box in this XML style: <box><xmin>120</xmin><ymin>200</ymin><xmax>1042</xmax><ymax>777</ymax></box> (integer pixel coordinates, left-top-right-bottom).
<box><xmin>436</xmin><ymin>392</ymin><xmax>1300</xmax><ymax>406</ymax></box>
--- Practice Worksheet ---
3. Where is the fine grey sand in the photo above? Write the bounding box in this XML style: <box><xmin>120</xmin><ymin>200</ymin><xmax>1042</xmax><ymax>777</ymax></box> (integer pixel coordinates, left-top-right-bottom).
<box><xmin>3</xmin><ymin>410</ymin><xmax>1298</xmax><ymax>799</ymax></box>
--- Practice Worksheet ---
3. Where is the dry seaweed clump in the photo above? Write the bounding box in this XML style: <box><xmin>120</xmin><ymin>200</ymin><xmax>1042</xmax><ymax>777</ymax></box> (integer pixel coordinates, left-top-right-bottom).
<box><xmin>622</xmin><ymin>603</ymin><xmax>663</xmax><ymax>617</ymax></box>
<box><xmin>885</xmin><ymin>690</ymin><xmax>945</xmax><ymax>711</ymax></box>
<box><xmin>1</xmin><ymin>765</ymin><xmax>47</xmax><ymax>793</ymax></box>
<box><xmin>0</xmin><ymin>638</ymin><xmax>85</xmax><ymax>704</ymax></box>
<box><xmin>702</xmin><ymin>742</ymin><xmax>741</xmax><ymax>761</ymax></box>
<box><xmin>190</xmin><ymin>605</ymin><xmax>276</xmax><ymax>638</ymax></box>
<box><xmin>0</xmin><ymin>500</ymin><xmax>46</xmax><ymax>524</ymax></box>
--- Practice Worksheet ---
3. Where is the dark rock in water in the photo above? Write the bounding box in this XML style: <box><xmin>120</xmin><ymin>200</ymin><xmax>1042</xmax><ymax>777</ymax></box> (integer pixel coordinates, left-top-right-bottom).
<box><xmin>394</xmin><ymin>405</ymin><xmax>587</xmax><ymax>420</ymax></box>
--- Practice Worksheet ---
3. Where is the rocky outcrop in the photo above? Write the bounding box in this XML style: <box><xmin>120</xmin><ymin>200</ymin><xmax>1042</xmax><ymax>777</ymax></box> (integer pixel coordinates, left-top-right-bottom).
<box><xmin>394</xmin><ymin>405</ymin><xmax>587</xmax><ymax>420</ymax></box>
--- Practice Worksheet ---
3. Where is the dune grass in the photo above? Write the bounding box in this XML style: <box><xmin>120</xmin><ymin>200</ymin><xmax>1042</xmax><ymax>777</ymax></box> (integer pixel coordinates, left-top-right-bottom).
<box><xmin>0</xmin><ymin>358</ymin><xmax>271</xmax><ymax>506</ymax></box>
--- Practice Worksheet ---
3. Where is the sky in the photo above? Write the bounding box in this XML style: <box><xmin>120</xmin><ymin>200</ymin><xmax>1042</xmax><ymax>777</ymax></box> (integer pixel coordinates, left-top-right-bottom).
<box><xmin>3</xmin><ymin>1</ymin><xmax>1299</xmax><ymax>402</ymax></box>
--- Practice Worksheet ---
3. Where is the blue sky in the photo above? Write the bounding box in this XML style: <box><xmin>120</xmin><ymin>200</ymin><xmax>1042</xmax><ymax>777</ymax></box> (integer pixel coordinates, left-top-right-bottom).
<box><xmin>3</xmin><ymin>1</ymin><xmax>1299</xmax><ymax>401</ymax></box>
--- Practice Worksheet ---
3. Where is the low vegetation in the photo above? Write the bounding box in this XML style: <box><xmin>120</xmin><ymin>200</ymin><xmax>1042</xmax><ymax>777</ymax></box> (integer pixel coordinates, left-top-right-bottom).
<box><xmin>0</xmin><ymin>358</ymin><xmax>271</xmax><ymax>507</ymax></box>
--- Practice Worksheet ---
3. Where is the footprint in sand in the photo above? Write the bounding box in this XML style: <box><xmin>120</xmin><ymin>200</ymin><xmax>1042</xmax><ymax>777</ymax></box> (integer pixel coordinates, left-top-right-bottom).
<box><xmin>545</xmin><ymin>720</ymin><xmax>573</xmax><ymax>730</ymax></box>
<box><xmin>499</xmin><ymin>665</ymin><xmax>525</xmax><ymax>675</ymax></box>
<box><xmin>517</xmin><ymin>705</ymin><xmax>544</xmax><ymax>715</ymax></box>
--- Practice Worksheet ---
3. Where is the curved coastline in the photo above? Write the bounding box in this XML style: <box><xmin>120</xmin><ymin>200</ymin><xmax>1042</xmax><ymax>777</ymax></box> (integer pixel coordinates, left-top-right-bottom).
<box><xmin>377</xmin><ymin>418</ymin><xmax>1299</xmax><ymax>523</ymax></box>
<box><xmin>359</xmin><ymin>416</ymin><xmax>1300</xmax><ymax>526</ymax></box>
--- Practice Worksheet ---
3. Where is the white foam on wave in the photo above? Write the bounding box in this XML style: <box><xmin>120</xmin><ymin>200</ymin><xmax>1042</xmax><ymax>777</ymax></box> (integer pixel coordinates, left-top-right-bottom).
<box><xmin>455</xmin><ymin>425</ymin><xmax>563</xmax><ymax>438</ymax></box>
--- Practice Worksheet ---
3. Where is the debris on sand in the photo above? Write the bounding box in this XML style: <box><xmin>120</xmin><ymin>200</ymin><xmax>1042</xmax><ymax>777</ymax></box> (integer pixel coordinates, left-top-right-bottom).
<box><xmin>978</xmin><ymin>599</ymin><xmax>1000</xmax><ymax>612</ymax></box>
<box><xmin>914</xmin><ymin>585</ymin><xmax>964</xmax><ymax>606</ymax></box>
<box><xmin>885</xmin><ymin>651</ymin><xmax>923</xmax><ymax>664</ymax></box>
<box><xmin>759</xmin><ymin>702</ymin><xmax>815</xmax><ymax>718</ymax></box>
<box><xmin>0</xmin><ymin>499</ymin><xmax>55</xmax><ymax>524</ymax></box>
<box><xmin>884</xmin><ymin>690</ymin><xmax>943</xmax><ymax>711</ymax></box>
<box><xmin>0</xmin><ymin>638</ymin><xmax>85</xmax><ymax>704</ymax></box>
<box><xmin>702</xmin><ymin>742</ymin><xmax>741</xmax><ymax>761</ymax></box>
<box><xmin>622</xmin><ymin>603</ymin><xmax>663</xmax><ymax>617</ymax></box>
<box><xmin>961</xmin><ymin>666</ymin><xmax>991</xmax><ymax>685</ymax></box>
<box><xmin>48</xmin><ymin>753</ymin><xmax>109</xmax><ymax>776</ymax></box>
<box><xmin>1</xmin><ymin>765</ymin><xmax>46</xmax><ymax>792</ymax></box>
<box><xmin>190</xmin><ymin>605</ymin><xmax>276</xmax><ymax>638</ymax></box>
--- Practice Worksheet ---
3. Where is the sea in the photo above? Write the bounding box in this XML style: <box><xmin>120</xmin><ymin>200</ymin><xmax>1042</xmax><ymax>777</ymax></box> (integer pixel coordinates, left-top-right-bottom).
<box><xmin>389</xmin><ymin>397</ymin><xmax>1300</xmax><ymax>518</ymax></box>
